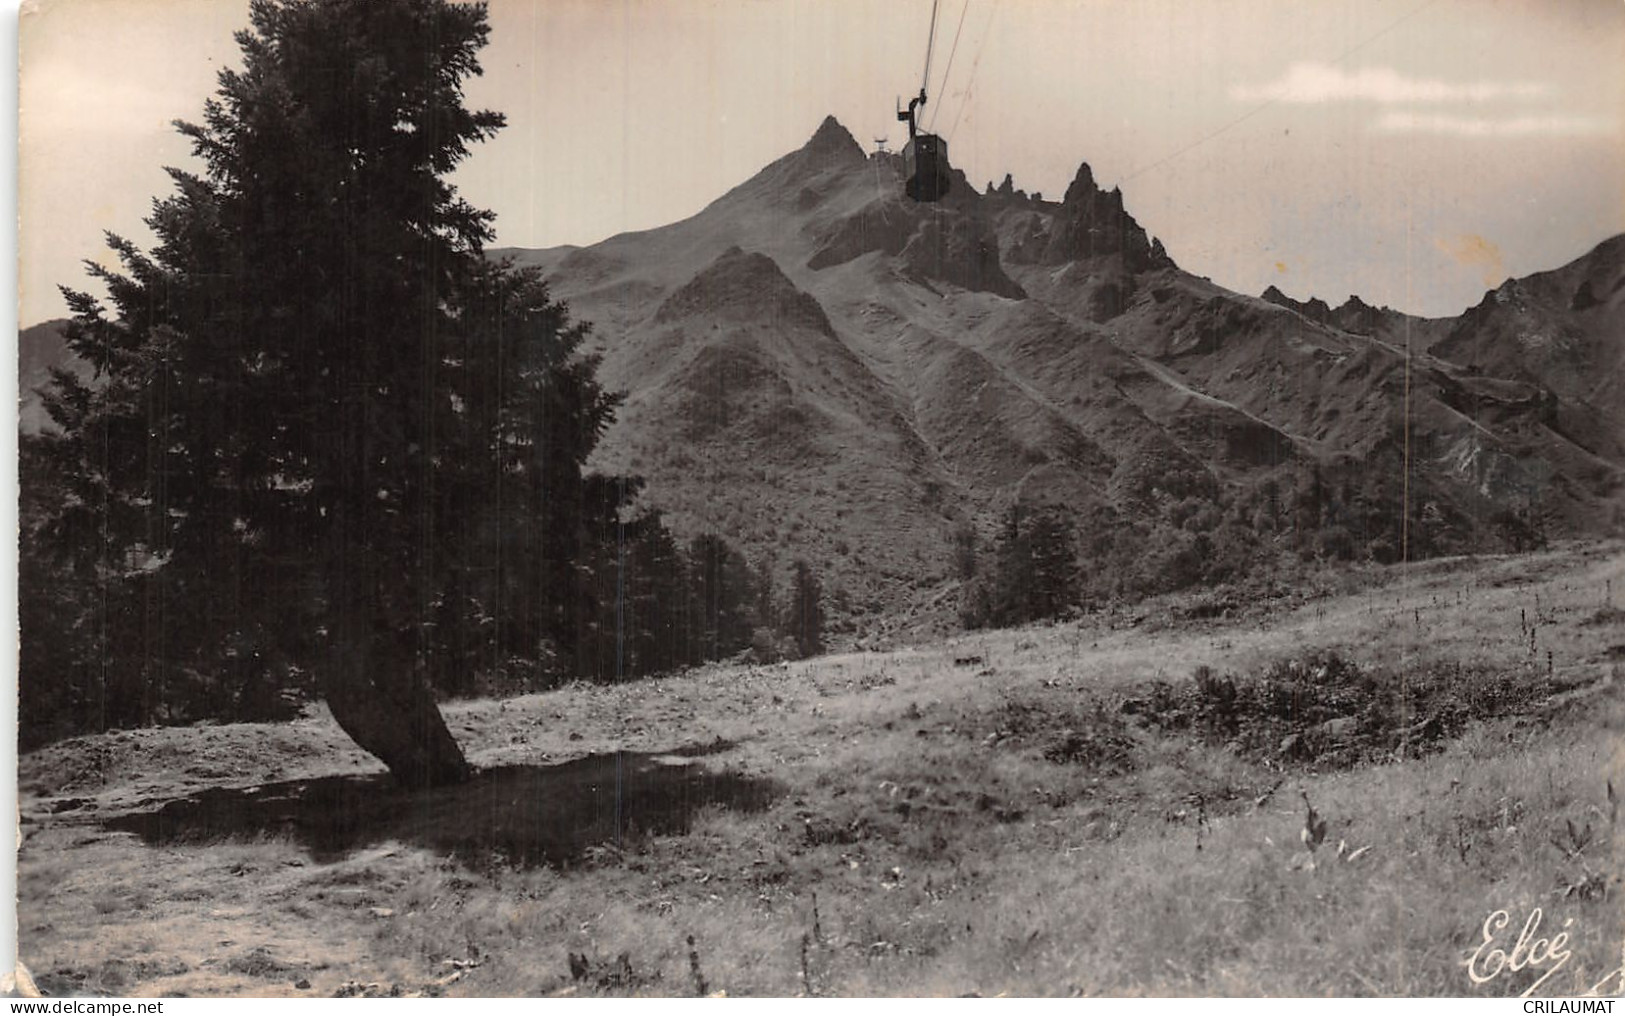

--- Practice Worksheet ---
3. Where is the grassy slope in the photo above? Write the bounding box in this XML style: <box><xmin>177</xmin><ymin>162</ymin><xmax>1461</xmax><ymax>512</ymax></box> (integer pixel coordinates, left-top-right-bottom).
<box><xmin>18</xmin><ymin>542</ymin><xmax>1625</xmax><ymax>997</ymax></box>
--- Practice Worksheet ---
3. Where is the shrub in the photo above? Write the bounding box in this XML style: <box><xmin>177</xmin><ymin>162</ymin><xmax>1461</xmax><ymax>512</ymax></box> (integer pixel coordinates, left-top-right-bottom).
<box><xmin>1130</xmin><ymin>651</ymin><xmax>1555</xmax><ymax>768</ymax></box>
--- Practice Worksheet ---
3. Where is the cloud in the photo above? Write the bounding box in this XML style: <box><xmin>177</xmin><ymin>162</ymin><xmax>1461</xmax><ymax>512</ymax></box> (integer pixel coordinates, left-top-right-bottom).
<box><xmin>1231</xmin><ymin>62</ymin><xmax>1553</xmax><ymax>104</ymax></box>
<box><xmin>1374</xmin><ymin>111</ymin><xmax>1617</xmax><ymax>137</ymax></box>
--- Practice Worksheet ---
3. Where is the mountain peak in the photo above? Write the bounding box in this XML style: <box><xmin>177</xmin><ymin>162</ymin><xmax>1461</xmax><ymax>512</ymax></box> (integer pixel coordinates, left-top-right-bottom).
<box><xmin>655</xmin><ymin>247</ymin><xmax>834</xmax><ymax>335</ymax></box>
<box><xmin>1062</xmin><ymin>162</ymin><xmax>1099</xmax><ymax>204</ymax></box>
<box><xmin>804</xmin><ymin>115</ymin><xmax>864</xmax><ymax>162</ymax></box>
<box><xmin>1040</xmin><ymin>159</ymin><xmax>1168</xmax><ymax>271</ymax></box>
<box><xmin>706</xmin><ymin>114</ymin><xmax>866</xmax><ymax>210</ymax></box>
<box><xmin>1259</xmin><ymin>285</ymin><xmax>1332</xmax><ymax>322</ymax></box>
<box><xmin>986</xmin><ymin>173</ymin><xmax>1027</xmax><ymax>200</ymax></box>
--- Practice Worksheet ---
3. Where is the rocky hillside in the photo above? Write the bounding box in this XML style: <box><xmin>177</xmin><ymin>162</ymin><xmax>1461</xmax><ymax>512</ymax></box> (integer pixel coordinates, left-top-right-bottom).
<box><xmin>488</xmin><ymin>116</ymin><xmax>1623</xmax><ymax>636</ymax></box>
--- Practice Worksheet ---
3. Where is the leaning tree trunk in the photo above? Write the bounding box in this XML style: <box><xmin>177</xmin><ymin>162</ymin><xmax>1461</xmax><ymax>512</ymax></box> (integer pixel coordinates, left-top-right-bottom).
<box><xmin>312</xmin><ymin>385</ymin><xmax>475</xmax><ymax>789</ymax></box>
<box><xmin>321</xmin><ymin>482</ymin><xmax>472</xmax><ymax>788</ymax></box>
<box><xmin>322</xmin><ymin>622</ymin><xmax>472</xmax><ymax>789</ymax></box>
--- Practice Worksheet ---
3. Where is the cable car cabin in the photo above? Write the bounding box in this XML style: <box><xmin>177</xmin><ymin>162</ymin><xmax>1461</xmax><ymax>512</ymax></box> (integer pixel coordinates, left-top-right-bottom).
<box><xmin>896</xmin><ymin>89</ymin><xmax>950</xmax><ymax>202</ymax></box>
<box><xmin>903</xmin><ymin>132</ymin><xmax>952</xmax><ymax>203</ymax></box>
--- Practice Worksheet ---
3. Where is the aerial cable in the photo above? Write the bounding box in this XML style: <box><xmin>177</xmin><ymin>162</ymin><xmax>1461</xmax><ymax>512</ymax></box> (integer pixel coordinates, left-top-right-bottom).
<box><xmin>920</xmin><ymin>0</ymin><xmax>941</xmax><ymax>97</ymax></box>
<box><xmin>897</xmin><ymin>0</ymin><xmax>953</xmax><ymax>203</ymax></box>
<box><xmin>1123</xmin><ymin>0</ymin><xmax>1439</xmax><ymax>181</ymax></box>
<box><xmin>945</xmin><ymin>2</ymin><xmax>995</xmax><ymax>143</ymax></box>
<box><xmin>928</xmin><ymin>0</ymin><xmax>971</xmax><ymax>134</ymax></box>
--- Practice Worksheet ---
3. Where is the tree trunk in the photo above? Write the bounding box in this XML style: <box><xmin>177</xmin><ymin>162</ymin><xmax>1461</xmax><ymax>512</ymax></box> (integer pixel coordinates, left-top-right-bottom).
<box><xmin>321</xmin><ymin>392</ymin><xmax>472</xmax><ymax>789</ymax></box>
<box><xmin>322</xmin><ymin>626</ymin><xmax>471</xmax><ymax>788</ymax></box>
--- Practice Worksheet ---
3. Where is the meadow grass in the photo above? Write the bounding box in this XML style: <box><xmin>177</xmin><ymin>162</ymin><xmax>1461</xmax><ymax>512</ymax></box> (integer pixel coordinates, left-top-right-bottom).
<box><xmin>17</xmin><ymin>541</ymin><xmax>1625</xmax><ymax>996</ymax></box>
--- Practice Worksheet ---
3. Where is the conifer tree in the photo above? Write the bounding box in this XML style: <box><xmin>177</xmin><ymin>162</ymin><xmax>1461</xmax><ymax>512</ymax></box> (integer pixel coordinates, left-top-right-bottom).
<box><xmin>786</xmin><ymin>559</ymin><xmax>824</xmax><ymax>659</ymax></box>
<box><xmin>33</xmin><ymin>0</ymin><xmax>617</xmax><ymax>786</ymax></box>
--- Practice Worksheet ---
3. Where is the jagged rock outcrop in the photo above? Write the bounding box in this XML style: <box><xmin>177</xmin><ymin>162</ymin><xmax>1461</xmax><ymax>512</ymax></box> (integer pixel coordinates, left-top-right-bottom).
<box><xmin>1261</xmin><ymin>286</ymin><xmax>1413</xmax><ymax>338</ymax></box>
<box><xmin>1261</xmin><ymin>285</ymin><xmax>1333</xmax><ymax>324</ymax></box>
<box><xmin>1330</xmin><ymin>295</ymin><xmax>1387</xmax><ymax>335</ymax></box>
<box><xmin>1039</xmin><ymin>162</ymin><xmax>1173</xmax><ymax>272</ymax></box>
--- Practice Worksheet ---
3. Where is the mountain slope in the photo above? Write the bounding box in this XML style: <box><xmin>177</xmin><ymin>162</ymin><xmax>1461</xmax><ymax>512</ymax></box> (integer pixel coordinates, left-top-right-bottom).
<box><xmin>586</xmin><ymin>245</ymin><xmax>955</xmax><ymax>620</ymax></box>
<box><xmin>489</xmin><ymin>117</ymin><xmax>1621</xmax><ymax>635</ymax></box>
<box><xmin>1427</xmin><ymin>234</ymin><xmax>1625</xmax><ymax>469</ymax></box>
<box><xmin>23</xmin><ymin>117</ymin><xmax>1618</xmax><ymax>639</ymax></box>
<box><xmin>18</xmin><ymin>319</ymin><xmax>83</xmax><ymax>434</ymax></box>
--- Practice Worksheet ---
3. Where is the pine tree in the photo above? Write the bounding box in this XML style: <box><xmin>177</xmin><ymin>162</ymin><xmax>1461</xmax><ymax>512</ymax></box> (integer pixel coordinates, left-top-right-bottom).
<box><xmin>620</xmin><ymin>509</ymin><xmax>692</xmax><ymax>678</ymax></box>
<box><xmin>32</xmin><ymin>0</ymin><xmax>616</xmax><ymax>786</ymax></box>
<box><xmin>1024</xmin><ymin>507</ymin><xmax>1079</xmax><ymax>619</ymax></box>
<box><xmin>786</xmin><ymin>559</ymin><xmax>824</xmax><ymax>659</ymax></box>
<box><xmin>986</xmin><ymin>503</ymin><xmax>1079</xmax><ymax>625</ymax></box>
<box><xmin>687</xmin><ymin>534</ymin><xmax>756</xmax><ymax>661</ymax></box>
<box><xmin>753</xmin><ymin>557</ymin><xmax>777</xmax><ymax>642</ymax></box>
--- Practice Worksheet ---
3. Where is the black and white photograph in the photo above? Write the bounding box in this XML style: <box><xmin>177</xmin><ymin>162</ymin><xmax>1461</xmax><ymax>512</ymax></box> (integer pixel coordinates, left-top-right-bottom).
<box><xmin>10</xmin><ymin>0</ymin><xmax>1625</xmax><ymax>998</ymax></box>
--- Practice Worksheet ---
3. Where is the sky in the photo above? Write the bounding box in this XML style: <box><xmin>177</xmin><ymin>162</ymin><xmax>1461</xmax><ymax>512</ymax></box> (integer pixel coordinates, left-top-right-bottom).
<box><xmin>16</xmin><ymin>0</ymin><xmax>1625</xmax><ymax>324</ymax></box>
